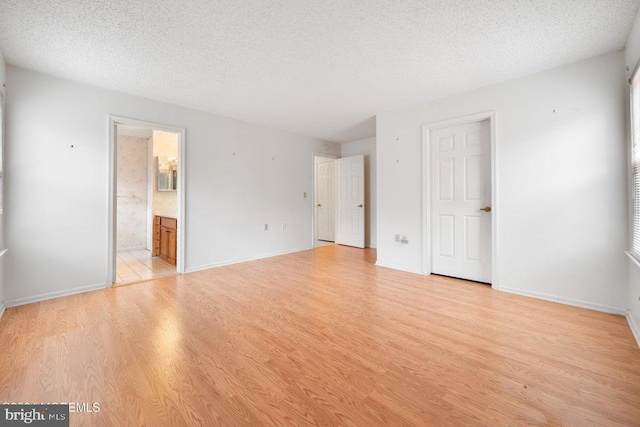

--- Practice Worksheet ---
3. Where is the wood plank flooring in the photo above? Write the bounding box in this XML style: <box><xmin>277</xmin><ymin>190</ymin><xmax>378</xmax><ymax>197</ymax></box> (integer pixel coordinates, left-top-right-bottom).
<box><xmin>1</xmin><ymin>246</ymin><xmax>639</xmax><ymax>426</ymax></box>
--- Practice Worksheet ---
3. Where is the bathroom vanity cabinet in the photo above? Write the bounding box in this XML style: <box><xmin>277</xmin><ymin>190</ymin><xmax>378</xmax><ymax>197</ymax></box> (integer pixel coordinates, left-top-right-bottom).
<box><xmin>153</xmin><ymin>215</ymin><xmax>177</xmax><ymax>266</ymax></box>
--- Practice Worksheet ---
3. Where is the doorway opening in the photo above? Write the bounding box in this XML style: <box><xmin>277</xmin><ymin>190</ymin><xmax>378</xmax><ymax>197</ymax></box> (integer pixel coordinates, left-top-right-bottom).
<box><xmin>313</xmin><ymin>154</ymin><xmax>337</xmax><ymax>248</ymax></box>
<box><xmin>312</xmin><ymin>153</ymin><xmax>366</xmax><ymax>249</ymax></box>
<box><xmin>108</xmin><ymin>117</ymin><xmax>185</xmax><ymax>286</ymax></box>
<box><xmin>422</xmin><ymin>111</ymin><xmax>497</xmax><ymax>288</ymax></box>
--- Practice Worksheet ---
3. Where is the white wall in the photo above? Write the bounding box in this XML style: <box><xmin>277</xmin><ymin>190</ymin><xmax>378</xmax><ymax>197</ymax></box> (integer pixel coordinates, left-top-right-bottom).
<box><xmin>4</xmin><ymin>66</ymin><xmax>339</xmax><ymax>305</ymax></box>
<box><xmin>625</xmin><ymin>11</ymin><xmax>640</xmax><ymax>79</ymax></box>
<box><xmin>625</xmin><ymin>10</ymin><xmax>640</xmax><ymax>343</ymax></box>
<box><xmin>377</xmin><ymin>51</ymin><xmax>628</xmax><ymax>313</ymax></box>
<box><xmin>116</xmin><ymin>135</ymin><xmax>148</xmax><ymax>251</ymax></box>
<box><xmin>341</xmin><ymin>137</ymin><xmax>377</xmax><ymax>248</ymax></box>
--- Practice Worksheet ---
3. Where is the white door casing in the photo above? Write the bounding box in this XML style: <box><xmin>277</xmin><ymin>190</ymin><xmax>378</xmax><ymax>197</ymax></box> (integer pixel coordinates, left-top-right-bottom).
<box><xmin>146</xmin><ymin>137</ymin><xmax>154</xmax><ymax>251</ymax></box>
<box><xmin>315</xmin><ymin>159</ymin><xmax>335</xmax><ymax>241</ymax></box>
<box><xmin>336</xmin><ymin>155</ymin><xmax>365</xmax><ymax>248</ymax></box>
<box><xmin>108</xmin><ymin>115</ymin><xmax>186</xmax><ymax>286</ymax></box>
<box><xmin>430</xmin><ymin>119</ymin><xmax>491</xmax><ymax>283</ymax></box>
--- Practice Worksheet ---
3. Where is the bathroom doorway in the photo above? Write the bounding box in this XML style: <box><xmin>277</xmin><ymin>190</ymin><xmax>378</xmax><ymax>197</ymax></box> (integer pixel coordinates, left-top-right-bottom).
<box><xmin>108</xmin><ymin>117</ymin><xmax>185</xmax><ymax>286</ymax></box>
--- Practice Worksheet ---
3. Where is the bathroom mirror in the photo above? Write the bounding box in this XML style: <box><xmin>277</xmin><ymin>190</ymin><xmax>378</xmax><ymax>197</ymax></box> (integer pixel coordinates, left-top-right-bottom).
<box><xmin>156</xmin><ymin>156</ymin><xmax>178</xmax><ymax>191</ymax></box>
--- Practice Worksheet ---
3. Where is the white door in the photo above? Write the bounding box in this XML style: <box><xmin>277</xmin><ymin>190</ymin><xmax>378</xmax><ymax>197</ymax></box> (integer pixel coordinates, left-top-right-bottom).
<box><xmin>431</xmin><ymin>119</ymin><xmax>491</xmax><ymax>283</ymax></box>
<box><xmin>336</xmin><ymin>155</ymin><xmax>365</xmax><ymax>248</ymax></box>
<box><xmin>315</xmin><ymin>159</ymin><xmax>335</xmax><ymax>241</ymax></box>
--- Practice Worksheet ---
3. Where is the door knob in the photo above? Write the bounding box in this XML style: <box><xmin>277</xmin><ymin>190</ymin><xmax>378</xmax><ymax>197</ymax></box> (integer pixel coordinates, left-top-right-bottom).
<box><xmin>479</xmin><ymin>206</ymin><xmax>492</xmax><ymax>212</ymax></box>
<box><xmin>357</xmin><ymin>204</ymin><xmax>363</xmax><ymax>208</ymax></box>
<box><xmin>317</xmin><ymin>203</ymin><xmax>321</xmax><ymax>207</ymax></box>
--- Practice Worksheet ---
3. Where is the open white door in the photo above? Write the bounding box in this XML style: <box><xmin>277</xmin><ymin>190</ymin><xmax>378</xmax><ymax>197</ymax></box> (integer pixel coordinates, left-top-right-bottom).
<box><xmin>431</xmin><ymin>119</ymin><xmax>491</xmax><ymax>283</ymax></box>
<box><xmin>315</xmin><ymin>159</ymin><xmax>335</xmax><ymax>241</ymax></box>
<box><xmin>336</xmin><ymin>155</ymin><xmax>365</xmax><ymax>248</ymax></box>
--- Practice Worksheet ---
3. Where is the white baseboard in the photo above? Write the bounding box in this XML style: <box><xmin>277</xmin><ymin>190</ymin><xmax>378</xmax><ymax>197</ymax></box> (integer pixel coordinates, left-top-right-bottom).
<box><xmin>375</xmin><ymin>261</ymin><xmax>424</xmax><ymax>275</ymax></box>
<box><xmin>185</xmin><ymin>246</ymin><xmax>313</xmax><ymax>274</ymax></box>
<box><xmin>627</xmin><ymin>311</ymin><xmax>640</xmax><ymax>349</ymax></box>
<box><xmin>498</xmin><ymin>285</ymin><xmax>627</xmax><ymax>315</ymax></box>
<box><xmin>5</xmin><ymin>283</ymin><xmax>107</xmax><ymax>308</ymax></box>
<box><xmin>0</xmin><ymin>302</ymin><xmax>5</xmax><ymax>321</ymax></box>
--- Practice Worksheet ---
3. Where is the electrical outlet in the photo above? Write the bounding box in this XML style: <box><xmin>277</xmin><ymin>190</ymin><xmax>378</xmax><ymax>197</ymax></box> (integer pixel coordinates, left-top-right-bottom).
<box><xmin>395</xmin><ymin>234</ymin><xmax>400</xmax><ymax>242</ymax></box>
<box><xmin>264</xmin><ymin>224</ymin><xmax>269</xmax><ymax>231</ymax></box>
<box><xmin>282</xmin><ymin>223</ymin><xmax>287</xmax><ymax>230</ymax></box>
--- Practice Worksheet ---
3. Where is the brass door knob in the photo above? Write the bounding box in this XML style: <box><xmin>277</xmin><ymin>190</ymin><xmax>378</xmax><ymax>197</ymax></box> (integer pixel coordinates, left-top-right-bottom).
<box><xmin>317</xmin><ymin>203</ymin><xmax>321</xmax><ymax>207</ymax></box>
<box><xmin>479</xmin><ymin>206</ymin><xmax>492</xmax><ymax>212</ymax></box>
<box><xmin>357</xmin><ymin>204</ymin><xmax>363</xmax><ymax>208</ymax></box>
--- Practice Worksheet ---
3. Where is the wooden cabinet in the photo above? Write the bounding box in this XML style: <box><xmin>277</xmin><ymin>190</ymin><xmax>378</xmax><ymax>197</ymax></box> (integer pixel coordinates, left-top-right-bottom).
<box><xmin>167</xmin><ymin>228</ymin><xmax>177</xmax><ymax>264</ymax></box>
<box><xmin>153</xmin><ymin>215</ymin><xmax>177</xmax><ymax>266</ymax></box>
<box><xmin>152</xmin><ymin>216</ymin><xmax>161</xmax><ymax>256</ymax></box>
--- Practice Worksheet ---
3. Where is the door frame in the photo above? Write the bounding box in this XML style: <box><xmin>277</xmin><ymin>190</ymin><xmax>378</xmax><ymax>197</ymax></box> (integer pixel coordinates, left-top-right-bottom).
<box><xmin>146</xmin><ymin>137</ymin><xmax>155</xmax><ymax>251</ymax></box>
<box><xmin>311</xmin><ymin>152</ymin><xmax>337</xmax><ymax>247</ymax></box>
<box><xmin>107</xmin><ymin>115</ymin><xmax>186</xmax><ymax>286</ymax></box>
<box><xmin>421</xmin><ymin>111</ymin><xmax>498</xmax><ymax>289</ymax></box>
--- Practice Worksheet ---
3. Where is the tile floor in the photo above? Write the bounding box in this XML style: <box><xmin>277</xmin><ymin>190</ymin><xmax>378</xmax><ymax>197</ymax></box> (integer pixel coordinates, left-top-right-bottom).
<box><xmin>115</xmin><ymin>249</ymin><xmax>177</xmax><ymax>285</ymax></box>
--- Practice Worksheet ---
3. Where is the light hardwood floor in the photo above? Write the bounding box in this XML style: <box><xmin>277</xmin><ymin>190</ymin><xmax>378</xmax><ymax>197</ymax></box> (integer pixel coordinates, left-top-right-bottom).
<box><xmin>1</xmin><ymin>246</ymin><xmax>639</xmax><ymax>426</ymax></box>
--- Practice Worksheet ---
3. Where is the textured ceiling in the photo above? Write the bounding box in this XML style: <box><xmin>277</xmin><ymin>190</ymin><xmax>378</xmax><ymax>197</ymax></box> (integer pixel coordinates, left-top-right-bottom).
<box><xmin>0</xmin><ymin>1</ymin><xmax>638</xmax><ymax>142</ymax></box>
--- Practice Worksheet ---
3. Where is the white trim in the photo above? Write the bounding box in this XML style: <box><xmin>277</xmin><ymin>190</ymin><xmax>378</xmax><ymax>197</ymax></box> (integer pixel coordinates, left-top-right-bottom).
<box><xmin>421</xmin><ymin>111</ymin><xmax>499</xmax><ymax>289</ymax></box>
<box><xmin>0</xmin><ymin>248</ymin><xmax>7</xmax><ymax>258</ymax></box>
<box><xmin>629</xmin><ymin>59</ymin><xmax>640</xmax><ymax>289</ymax></box>
<box><xmin>185</xmin><ymin>246</ymin><xmax>313</xmax><ymax>274</ymax></box>
<box><xmin>375</xmin><ymin>261</ymin><xmax>424</xmax><ymax>275</ymax></box>
<box><xmin>311</xmin><ymin>152</ymin><xmax>337</xmax><ymax>247</ymax></box>
<box><xmin>108</xmin><ymin>116</ymin><xmax>186</xmax><ymax>286</ymax></box>
<box><xmin>108</xmin><ymin>118</ymin><xmax>116</xmax><ymax>284</ymax></box>
<box><xmin>625</xmin><ymin>251</ymin><xmax>640</xmax><ymax>348</ymax></box>
<box><xmin>146</xmin><ymin>136</ymin><xmax>154</xmax><ymax>251</ymax></box>
<box><xmin>0</xmin><ymin>302</ymin><xmax>5</xmax><ymax>321</ymax></box>
<box><xmin>498</xmin><ymin>285</ymin><xmax>627</xmax><ymax>315</ymax></box>
<box><xmin>629</xmin><ymin>57</ymin><xmax>640</xmax><ymax>84</ymax></box>
<box><xmin>625</xmin><ymin>251</ymin><xmax>640</xmax><ymax>270</ymax></box>
<box><xmin>421</xmin><ymin>124</ymin><xmax>430</xmax><ymax>276</ymax></box>
<box><xmin>4</xmin><ymin>283</ymin><xmax>107</xmax><ymax>308</ymax></box>
<box><xmin>627</xmin><ymin>70</ymin><xmax>634</xmax><ymax>265</ymax></box>
<box><xmin>627</xmin><ymin>311</ymin><xmax>640</xmax><ymax>348</ymax></box>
